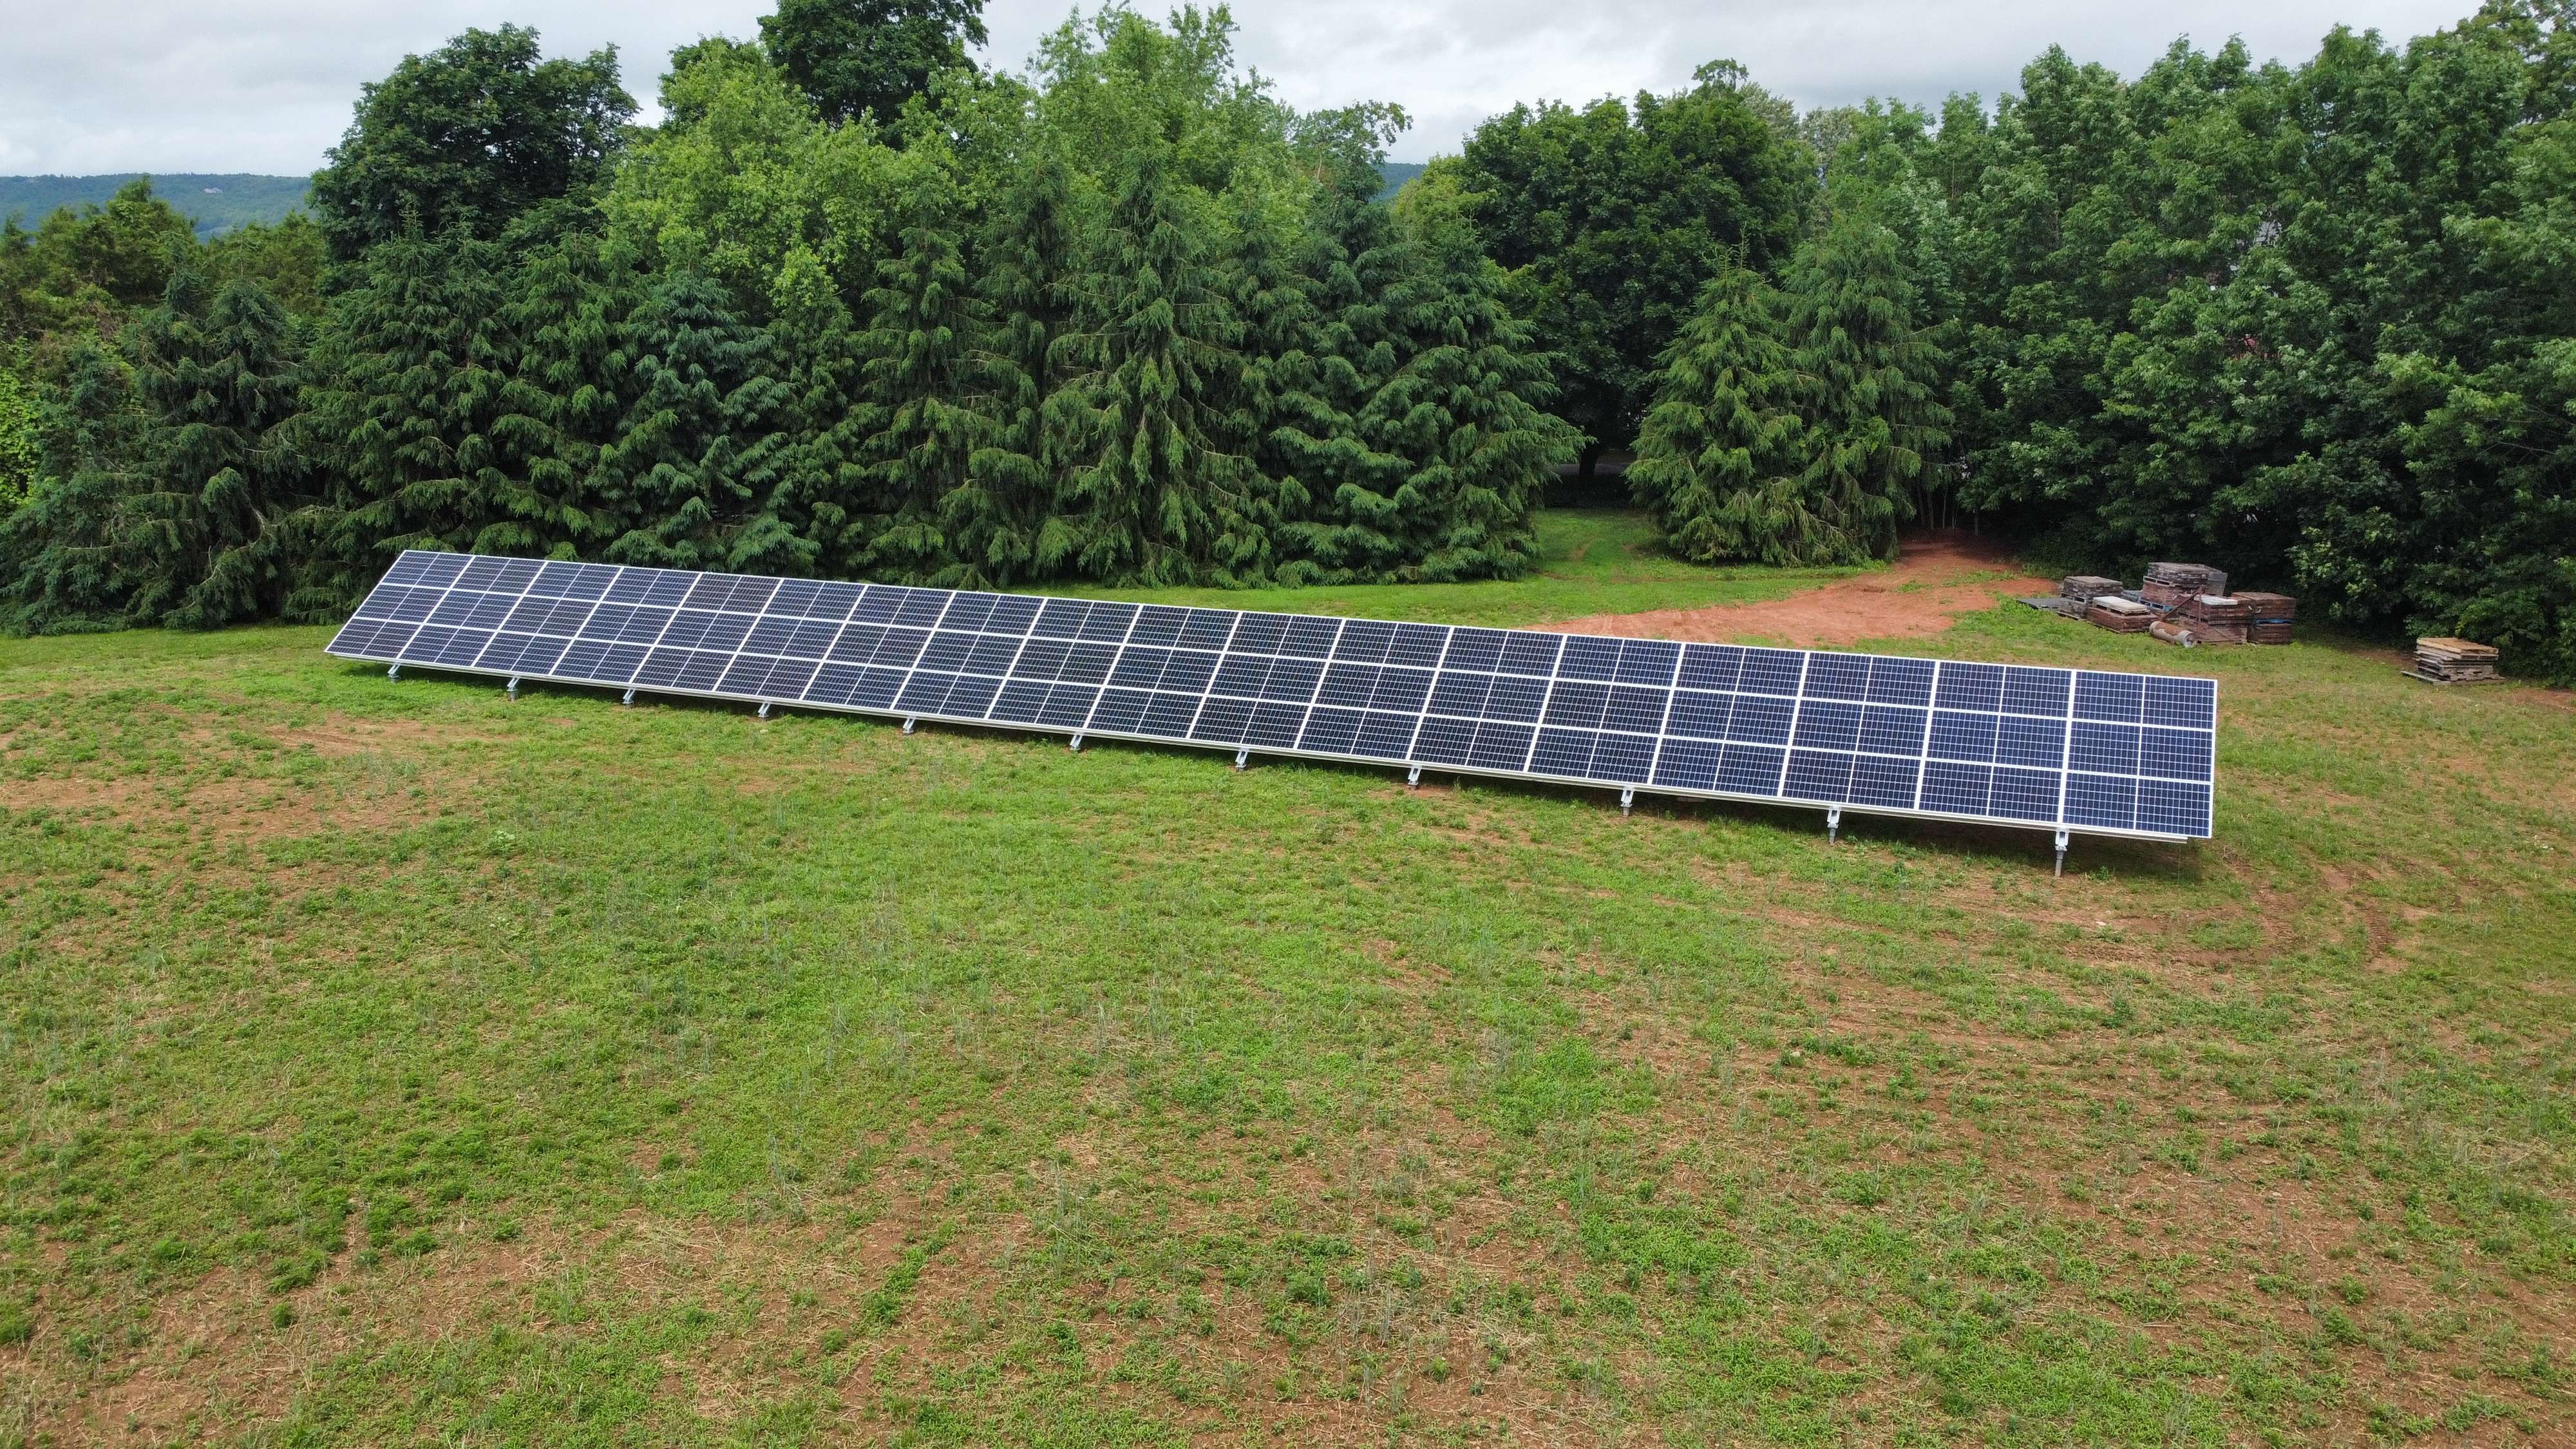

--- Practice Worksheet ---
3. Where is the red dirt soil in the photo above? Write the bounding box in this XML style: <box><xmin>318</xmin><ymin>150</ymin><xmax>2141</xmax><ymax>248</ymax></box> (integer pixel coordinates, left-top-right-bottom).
<box><xmin>1549</xmin><ymin>528</ymin><xmax>2052</xmax><ymax>647</ymax></box>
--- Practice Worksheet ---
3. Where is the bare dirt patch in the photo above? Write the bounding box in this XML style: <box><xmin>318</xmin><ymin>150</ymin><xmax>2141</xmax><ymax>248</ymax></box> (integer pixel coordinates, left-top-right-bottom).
<box><xmin>6</xmin><ymin>712</ymin><xmax>460</xmax><ymax>848</ymax></box>
<box><xmin>24</xmin><ymin>1198</ymin><xmax>954</xmax><ymax>1446</ymax></box>
<box><xmin>1547</xmin><ymin>529</ymin><xmax>2052</xmax><ymax>647</ymax></box>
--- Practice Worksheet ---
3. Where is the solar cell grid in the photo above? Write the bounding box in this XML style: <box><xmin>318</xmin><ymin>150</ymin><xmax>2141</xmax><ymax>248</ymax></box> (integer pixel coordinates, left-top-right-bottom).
<box><xmin>328</xmin><ymin>553</ymin><xmax>2217</xmax><ymax>841</ymax></box>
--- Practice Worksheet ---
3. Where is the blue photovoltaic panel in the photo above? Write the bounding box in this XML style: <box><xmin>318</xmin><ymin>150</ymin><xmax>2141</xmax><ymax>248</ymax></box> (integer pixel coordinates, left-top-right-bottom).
<box><xmin>327</xmin><ymin>553</ymin><xmax>2219</xmax><ymax>840</ymax></box>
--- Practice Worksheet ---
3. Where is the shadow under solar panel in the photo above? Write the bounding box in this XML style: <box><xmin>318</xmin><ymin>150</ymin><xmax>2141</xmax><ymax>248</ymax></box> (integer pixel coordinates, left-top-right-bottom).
<box><xmin>327</xmin><ymin>552</ymin><xmax>2219</xmax><ymax>845</ymax></box>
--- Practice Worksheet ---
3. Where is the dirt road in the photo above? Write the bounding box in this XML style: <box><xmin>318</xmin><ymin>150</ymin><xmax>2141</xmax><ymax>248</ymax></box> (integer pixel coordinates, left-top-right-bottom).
<box><xmin>1551</xmin><ymin>529</ymin><xmax>2051</xmax><ymax>648</ymax></box>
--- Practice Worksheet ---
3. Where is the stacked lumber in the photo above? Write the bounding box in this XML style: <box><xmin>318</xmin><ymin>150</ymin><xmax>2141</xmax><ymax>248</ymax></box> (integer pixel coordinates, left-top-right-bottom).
<box><xmin>2237</xmin><ymin>591</ymin><xmax>2297</xmax><ymax>644</ymax></box>
<box><xmin>2060</xmin><ymin>574</ymin><xmax>2125</xmax><ymax>605</ymax></box>
<box><xmin>2408</xmin><ymin>637</ymin><xmax>2500</xmax><ymax>683</ymax></box>
<box><xmin>2176</xmin><ymin>594</ymin><xmax>2251</xmax><ymax>644</ymax></box>
<box><xmin>2143</xmin><ymin>562</ymin><xmax>2228</xmax><ymax>609</ymax></box>
<box><xmin>2087</xmin><ymin>595</ymin><xmax>2154</xmax><ymax>633</ymax></box>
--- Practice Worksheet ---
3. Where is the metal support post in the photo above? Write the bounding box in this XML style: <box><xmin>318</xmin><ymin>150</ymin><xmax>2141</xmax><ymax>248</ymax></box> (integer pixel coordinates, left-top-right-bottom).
<box><xmin>386</xmin><ymin>664</ymin><xmax>401</xmax><ymax>681</ymax></box>
<box><xmin>1068</xmin><ymin>734</ymin><xmax>1084</xmax><ymax>752</ymax></box>
<box><xmin>1619</xmin><ymin>786</ymin><xmax>1635</xmax><ymax>817</ymax></box>
<box><xmin>1826</xmin><ymin>806</ymin><xmax>1842</xmax><ymax>843</ymax></box>
<box><xmin>620</xmin><ymin>687</ymin><xmax>636</xmax><ymax>706</ymax></box>
<box><xmin>757</xmin><ymin>701</ymin><xmax>772</xmax><ymax>719</ymax></box>
<box><xmin>1406</xmin><ymin>764</ymin><xmax>1422</xmax><ymax>789</ymax></box>
<box><xmin>902</xmin><ymin>717</ymin><xmax>917</xmax><ymax>735</ymax></box>
<box><xmin>506</xmin><ymin>677</ymin><xmax>520</xmax><ymax>701</ymax></box>
<box><xmin>1233</xmin><ymin>748</ymin><xmax>1250</xmax><ymax>772</ymax></box>
<box><xmin>2053</xmin><ymin>827</ymin><xmax>2070</xmax><ymax>878</ymax></box>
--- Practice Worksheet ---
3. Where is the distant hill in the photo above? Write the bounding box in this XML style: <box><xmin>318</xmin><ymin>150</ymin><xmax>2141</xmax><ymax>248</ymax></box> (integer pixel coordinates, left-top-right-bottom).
<box><xmin>10</xmin><ymin>166</ymin><xmax>1406</xmax><ymax>231</ymax></box>
<box><xmin>1</xmin><ymin>174</ymin><xmax>310</xmax><ymax>237</ymax></box>
<box><xmin>1375</xmin><ymin>161</ymin><xmax>1426</xmax><ymax>200</ymax></box>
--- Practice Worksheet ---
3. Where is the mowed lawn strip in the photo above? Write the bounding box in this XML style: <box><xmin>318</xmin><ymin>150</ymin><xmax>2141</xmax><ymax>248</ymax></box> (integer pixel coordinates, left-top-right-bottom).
<box><xmin>1</xmin><ymin>533</ymin><xmax>2570</xmax><ymax>1445</ymax></box>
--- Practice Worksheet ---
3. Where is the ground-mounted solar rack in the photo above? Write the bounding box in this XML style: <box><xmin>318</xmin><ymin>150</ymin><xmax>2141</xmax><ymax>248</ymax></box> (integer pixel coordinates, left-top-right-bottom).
<box><xmin>328</xmin><ymin>552</ymin><xmax>2218</xmax><ymax>871</ymax></box>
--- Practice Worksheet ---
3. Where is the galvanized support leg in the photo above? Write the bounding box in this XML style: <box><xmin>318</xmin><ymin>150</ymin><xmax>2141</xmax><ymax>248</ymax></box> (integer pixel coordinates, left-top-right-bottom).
<box><xmin>757</xmin><ymin>701</ymin><xmax>771</xmax><ymax>719</ymax></box>
<box><xmin>621</xmin><ymin>687</ymin><xmax>635</xmax><ymax>706</ymax></box>
<box><xmin>902</xmin><ymin>717</ymin><xmax>917</xmax><ymax>735</ymax></box>
<box><xmin>1619</xmin><ymin>786</ymin><xmax>1635</xmax><ymax>817</ymax></box>
<box><xmin>1826</xmin><ymin>806</ymin><xmax>1842</xmax><ymax>844</ymax></box>
<box><xmin>1406</xmin><ymin>765</ymin><xmax>1422</xmax><ymax>790</ymax></box>
<box><xmin>2054</xmin><ymin>827</ymin><xmax>2070</xmax><ymax>878</ymax></box>
<box><xmin>506</xmin><ymin>676</ymin><xmax>520</xmax><ymax>701</ymax></box>
<box><xmin>1068</xmin><ymin>734</ymin><xmax>1083</xmax><ymax>752</ymax></box>
<box><xmin>1233</xmin><ymin>748</ymin><xmax>1250</xmax><ymax>772</ymax></box>
<box><xmin>386</xmin><ymin>664</ymin><xmax>401</xmax><ymax>681</ymax></box>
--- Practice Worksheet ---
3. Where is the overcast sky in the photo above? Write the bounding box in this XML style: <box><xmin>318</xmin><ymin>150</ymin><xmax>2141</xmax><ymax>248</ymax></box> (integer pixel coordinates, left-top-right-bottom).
<box><xmin>1</xmin><ymin>0</ymin><xmax>2483</xmax><ymax>176</ymax></box>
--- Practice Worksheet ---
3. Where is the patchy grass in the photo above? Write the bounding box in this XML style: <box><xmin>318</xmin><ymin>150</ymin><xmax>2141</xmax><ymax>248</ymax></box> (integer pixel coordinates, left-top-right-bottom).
<box><xmin>1</xmin><ymin>523</ymin><xmax>2570</xmax><ymax>1446</ymax></box>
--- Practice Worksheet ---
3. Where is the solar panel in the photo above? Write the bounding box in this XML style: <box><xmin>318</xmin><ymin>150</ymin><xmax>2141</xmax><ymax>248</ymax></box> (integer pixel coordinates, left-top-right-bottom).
<box><xmin>328</xmin><ymin>552</ymin><xmax>2218</xmax><ymax>849</ymax></box>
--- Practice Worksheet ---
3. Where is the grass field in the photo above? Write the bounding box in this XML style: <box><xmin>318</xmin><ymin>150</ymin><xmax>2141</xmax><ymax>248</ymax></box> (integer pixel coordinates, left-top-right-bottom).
<box><xmin>1069</xmin><ymin>511</ymin><xmax>1874</xmax><ymax>623</ymax></box>
<box><xmin>3</xmin><ymin>514</ymin><xmax>2570</xmax><ymax>1446</ymax></box>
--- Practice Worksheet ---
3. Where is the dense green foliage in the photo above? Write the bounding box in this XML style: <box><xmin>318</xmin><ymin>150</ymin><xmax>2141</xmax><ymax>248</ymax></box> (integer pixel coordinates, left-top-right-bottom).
<box><xmin>1627</xmin><ymin>214</ymin><xmax>1952</xmax><ymax>567</ymax></box>
<box><xmin>1464</xmin><ymin>1</ymin><xmax>2573</xmax><ymax>677</ymax></box>
<box><xmin>1885</xmin><ymin>3</ymin><xmax>2576</xmax><ymax>680</ymax></box>
<box><xmin>306</xmin><ymin>25</ymin><xmax>635</xmax><ymax>263</ymax></box>
<box><xmin>5</xmin><ymin>0</ymin><xmax>2571</xmax><ymax>679</ymax></box>
<box><xmin>1445</xmin><ymin>68</ymin><xmax>1815</xmax><ymax>482</ymax></box>
<box><xmin>760</xmin><ymin>0</ymin><xmax>989</xmax><ymax>130</ymax></box>
<box><xmin>0</xmin><ymin>5</ymin><xmax>1571</xmax><ymax>630</ymax></box>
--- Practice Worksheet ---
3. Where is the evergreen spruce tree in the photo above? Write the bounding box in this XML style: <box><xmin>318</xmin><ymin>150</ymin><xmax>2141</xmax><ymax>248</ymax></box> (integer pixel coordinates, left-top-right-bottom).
<box><xmin>1056</xmin><ymin>147</ymin><xmax>1258</xmax><ymax>585</ymax></box>
<box><xmin>1220</xmin><ymin>194</ymin><xmax>1321</xmax><ymax>557</ymax></box>
<box><xmin>0</xmin><ymin>368</ymin><xmax>39</xmax><ymax>513</ymax></box>
<box><xmin>307</xmin><ymin>232</ymin><xmax>571</xmax><ymax>600</ymax></box>
<box><xmin>1340</xmin><ymin>222</ymin><xmax>1573</xmax><ymax>580</ymax></box>
<box><xmin>766</xmin><ymin>246</ymin><xmax>871</xmax><ymax>576</ymax></box>
<box><xmin>123</xmin><ymin>269</ymin><xmax>316</xmax><ymax>627</ymax></box>
<box><xmin>1627</xmin><ymin>259</ymin><xmax>1824</xmax><ymax>564</ymax></box>
<box><xmin>1781</xmin><ymin>213</ymin><xmax>1951</xmax><ymax>563</ymax></box>
<box><xmin>0</xmin><ymin>343</ymin><xmax>149</xmax><ymax>630</ymax></box>
<box><xmin>501</xmin><ymin>218</ymin><xmax>647</xmax><ymax>556</ymax></box>
<box><xmin>1277</xmin><ymin>201</ymin><xmax>1569</xmax><ymax>582</ymax></box>
<box><xmin>1278</xmin><ymin>204</ymin><xmax>1443</xmax><ymax>574</ymax></box>
<box><xmin>956</xmin><ymin>155</ymin><xmax>1081</xmax><ymax>585</ymax></box>
<box><xmin>598</xmin><ymin>269</ymin><xmax>800</xmax><ymax>573</ymax></box>
<box><xmin>853</xmin><ymin>216</ymin><xmax>983</xmax><ymax>582</ymax></box>
<box><xmin>1269</xmin><ymin>201</ymin><xmax>1411</xmax><ymax>580</ymax></box>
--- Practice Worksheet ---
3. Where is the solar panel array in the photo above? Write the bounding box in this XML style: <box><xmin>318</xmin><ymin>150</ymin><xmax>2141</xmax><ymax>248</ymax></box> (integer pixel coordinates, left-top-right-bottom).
<box><xmin>327</xmin><ymin>552</ymin><xmax>2217</xmax><ymax>840</ymax></box>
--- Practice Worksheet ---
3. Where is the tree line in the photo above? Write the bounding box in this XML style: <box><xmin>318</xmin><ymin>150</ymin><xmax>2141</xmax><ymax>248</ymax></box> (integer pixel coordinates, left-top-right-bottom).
<box><xmin>0</xmin><ymin>7</ymin><xmax>1574</xmax><ymax>630</ymax></box>
<box><xmin>1434</xmin><ymin>1</ymin><xmax>2571</xmax><ymax>678</ymax></box>
<box><xmin>2</xmin><ymin>1</ymin><xmax>2569</xmax><ymax>681</ymax></box>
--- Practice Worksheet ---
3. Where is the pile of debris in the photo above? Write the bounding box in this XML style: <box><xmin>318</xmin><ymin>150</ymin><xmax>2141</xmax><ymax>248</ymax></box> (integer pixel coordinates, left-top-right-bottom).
<box><xmin>2239</xmin><ymin>592</ymin><xmax>2298</xmax><ymax>645</ymax></box>
<box><xmin>2085</xmin><ymin>594</ymin><xmax>2154</xmax><ymax>633</ymax></box>
<box><xmin>2041</xmin><ymin>564</ymin><xmax>2302</xmax><ymax>647</ymax></box>
<box><xmin>2143</xmin><ymin>562</ymin><xmax>2228</xmax><ymax>609</ymax></box>
<box><xmin>2407</xmin><ymin>637</ymin><xmax>2501</xmax><ymax>684</ymax></box>
<box><xmin>2176</xmin><ymin>593</ymin><xmax>2253</xmax><ymax>644</ymax></box>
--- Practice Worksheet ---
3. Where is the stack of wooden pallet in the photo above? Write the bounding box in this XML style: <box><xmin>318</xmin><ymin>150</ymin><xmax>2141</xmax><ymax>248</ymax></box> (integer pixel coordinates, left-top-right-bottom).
<box><xmin>2408</xmin><ymin>637</ymin><xmax>2501</xmax><ymax>683</ymax></box>
<box><xmin>2086</xmin><ymin>594</ymin><xmax>2154</xmax><ymax>633</ymax></box>
<box><xmin>2237</xmin><ymin>591</ymin><xmax>2297</xmax><ymax>644</ymax></box>
<box><xmin>2143</xmin><ymin>562</ymin><xmax>2228</xmax><ymax>609</ymax></box>
<box><xmin>2176</xmin><ymin>594</ymin><xmax>2252</xmax><ymax>644</ymax></box>
<box><xmin>2060</xmin><ymin>574</ymin><xmax>2125</xmax><ymax>606</ymax></box>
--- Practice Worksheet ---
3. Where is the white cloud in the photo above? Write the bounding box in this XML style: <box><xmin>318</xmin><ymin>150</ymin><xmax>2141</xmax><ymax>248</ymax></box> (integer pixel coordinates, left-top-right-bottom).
<box><xmin>0</xmin><ymin>0</ymin><xmax>2483</xmax><ymax>175</ymax></box>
